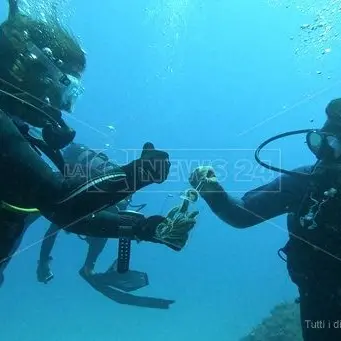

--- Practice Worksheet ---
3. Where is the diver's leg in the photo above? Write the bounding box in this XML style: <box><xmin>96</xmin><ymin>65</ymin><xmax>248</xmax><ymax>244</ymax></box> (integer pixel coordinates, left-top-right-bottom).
<box><xmin>0</xmin><ymin>220</ymin><xmax>26</xmax><ymax>286</ymax></box>
<box><xmin>37</xmin><ymin>223</ymin><xmax>59</xmax><ymax>283</ymax></box>
<box><xmin>80</xmin><ymin>237</ymin><xmax>108</xmax><ymax>276</ymax></box>
<box><xmin>0</xmin><ymin>212</ymin><xmax>40</xmax><ymax>286</ymax></box>
<box><xmin>299</xmin><ymin>284</ymin><xmax>341</xmax><ymax>341</ymax></box>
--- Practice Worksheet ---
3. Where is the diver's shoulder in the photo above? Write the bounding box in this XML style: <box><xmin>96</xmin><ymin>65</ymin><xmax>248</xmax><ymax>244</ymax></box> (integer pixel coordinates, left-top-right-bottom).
<box><xmin>292</xmin><ymin>165</ymin><xmax>314</xmax><ymax>174</ymax></box>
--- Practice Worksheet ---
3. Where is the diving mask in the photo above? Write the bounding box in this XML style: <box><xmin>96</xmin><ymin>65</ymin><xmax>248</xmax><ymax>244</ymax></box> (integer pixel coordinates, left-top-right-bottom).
<box><xmin>306</xmin><ymin>130</ymin><xmax>341</xmax><ymax>161</ymax></box>
<box><xmin>25</xmin><ymin>43</ymin><xmax>84</xmax><ymax>113</ymax></box>
<box><xmin>5</xmin><ymin>26</ymin><xmax>84</xmax><ymax>114</ymax></box>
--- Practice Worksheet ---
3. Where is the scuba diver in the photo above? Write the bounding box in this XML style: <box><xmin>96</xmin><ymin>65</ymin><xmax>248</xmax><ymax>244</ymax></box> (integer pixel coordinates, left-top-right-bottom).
<box><xmin>36</xmin><ymin>142</ymin><xmax>137</xmax><ymax>284</ymax></box>
<box><xmin>0</xmin><ymin>1</ymin><xmax>199</xmax><ymax>288</ymax></box>
<box><xmin>189</xmin><ymin>98</ymin><xmax>341</xmax><ymax>341</ymax></box>
<box><xmin>36</xmin><ymin>144</ymin><xmax>199</xmax><ymax>310</ymax></box>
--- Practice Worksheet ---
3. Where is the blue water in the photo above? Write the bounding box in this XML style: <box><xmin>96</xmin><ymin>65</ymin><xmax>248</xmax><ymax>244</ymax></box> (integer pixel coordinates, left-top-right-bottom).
<box><xmin>1</xmin><ymin>1</ymin><xmax>341</xmax><ymax>340</ymax></box>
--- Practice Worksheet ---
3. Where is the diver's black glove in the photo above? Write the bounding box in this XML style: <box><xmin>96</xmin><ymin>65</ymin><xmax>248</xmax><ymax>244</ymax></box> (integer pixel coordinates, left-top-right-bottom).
<box><xmin>37</xmin><ymin>256</ymin><xmax>54</xmax><ymax>284</ymax></box>
<box><xmin>135</xmin><ymin>215</ymin><xmax>168</xmax><ymax>240</ymax></box>
<box><xmin>117</xmin><ymin>212</ymin><xmax>172</xmax><ymax>247</ymax></box>
<box><xmin>153</xmin><ymin>206</ymin><xmax>199</xmax><ymax>251</ymax></box>
<box><xmin>121</xmin><ymin>142</ymin><xmax>170</xmax><ymax>191</ymax></box>
<box><xmin>117</xmin><ymin>211</ymin><xmax>166</xmax><ymax>241</ymax></box>
<box><xmin>42</xmin><ymin>122</ymin><xmax>76</xmax><ymax>150</ymax></box>
<box><xmin>133</xmin><ymin>210</ymin><xmax>198</xmax><ymax>251</ymax></box>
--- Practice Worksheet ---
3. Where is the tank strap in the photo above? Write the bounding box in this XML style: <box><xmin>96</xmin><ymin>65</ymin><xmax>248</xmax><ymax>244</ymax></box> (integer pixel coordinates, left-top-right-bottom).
<box><xmin>12</xmin><ymin>118</ymin><xmax>65</xmax><ymax>172</ymax></box>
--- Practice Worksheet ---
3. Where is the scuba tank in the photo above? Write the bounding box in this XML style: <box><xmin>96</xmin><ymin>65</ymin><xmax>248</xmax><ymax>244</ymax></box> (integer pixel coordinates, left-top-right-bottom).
<box><xmin>62</xmin><ymin>142</ymin><xmax>118</xmax><ymax>177</ymax></box>
<box><xmin>63</xmin><ymin>143</ymin><xmax>147</xmax><ymax>211</ymax></box>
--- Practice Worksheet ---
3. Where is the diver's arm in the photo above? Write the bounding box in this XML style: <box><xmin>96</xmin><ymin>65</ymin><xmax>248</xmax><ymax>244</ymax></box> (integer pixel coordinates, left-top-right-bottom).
<box><xmin>197</xmin><ymin>170</ymin><xmax>309</xmax><ymax>228</ymax></box>
<box><xmin>0</xmin><ymin>111</ymin><xmax>168</xmax><ymax>237</ymax></box>
<box><xmin>0</xmin><ymin>213</ymin><xmax>39</xmax><ymax>280</ymax></box>
<box><xmin>65</xmin><ymin>210</ymin><xmax>157</xmax><ymax>241</ymax></box>
<box><xmin>200</xmin><ymin>186</ymin><xmax>255</xmax><ymax>227</ymax></box>
<box><xmin>8</xmin><ymin>0</ymin><xmax>19</xmax><ymax>19</ymax></box>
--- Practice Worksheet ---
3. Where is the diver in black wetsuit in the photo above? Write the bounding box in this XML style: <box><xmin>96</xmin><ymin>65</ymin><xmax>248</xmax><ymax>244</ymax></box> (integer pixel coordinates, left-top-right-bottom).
<box><xmin>189</xmin><ymin>98</ymin><xmax>341</xmax><ymax>341</ymax></box>
<box><xmin>36</xmin><ymin>143</ymin><xmax>141</xmax><ymax>283</ymax></box>
<box><xmin>0</xmin><ymin>1</ymin><xmax>198</xmax><ymax>286</ymax></box>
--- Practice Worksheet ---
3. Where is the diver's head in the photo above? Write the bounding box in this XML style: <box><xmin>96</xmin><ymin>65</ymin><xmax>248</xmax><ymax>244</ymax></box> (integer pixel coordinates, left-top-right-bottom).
<box><xmin>306</xmin><ymin>98</ymin><xmax>341</xmax><ymax>162</ymax></box>
<box><xmin>0</xmin><ymin>14</ymin><xmax>86</xmax><ymax>127</ymax></box>
<box><xmin>321</xmin><ymin>98</ymin><xmax>341</xmax><ymax>136</ymax></box>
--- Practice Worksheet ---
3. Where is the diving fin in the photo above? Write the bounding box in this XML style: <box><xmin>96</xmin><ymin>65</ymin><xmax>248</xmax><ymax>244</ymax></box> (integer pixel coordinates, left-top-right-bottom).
<box><xmin>99</xmin><ymin>259</ymin><xmax>149</xmax><ymax>292</ymax></box>
<box><xmin>97</xmin><ymin>236</ymin><xmax>148</xmax><ymax>292</ymax></box>
<box><xmin>80</xmin><ymin>237</ymin><xmax>149</xmax><ymax>292</ymax></box>
<box><xmin>79</xmin><ymin>234</ymin><xmax>173</xmax><ymax>309</ymax></box>
<box><xmin>93</xmin><ymin>282</ymin><xmax>175</xmax><ymax>309</ymax></box>
<box><xmin>80</xmin><ymin>270</ymin><xmax>174</xmax><ymax>309</ymax></box>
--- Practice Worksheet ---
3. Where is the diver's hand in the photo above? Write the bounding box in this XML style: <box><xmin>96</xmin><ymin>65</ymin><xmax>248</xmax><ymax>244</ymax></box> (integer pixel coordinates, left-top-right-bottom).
<box><xmin>121</xmin><ymin>142</ymin><xmax>170</xmax><ymax>190</ymax></box>
<box><xmin>139</xmin><ymin>142</ymin><xmax>170</xmax><ymax>184</ymax></box>
<box><xmin>154</xmin><ymin>207</ymin><xmax>199</xmax><ymax>251</ymax></box>
<box><xmin>37</xmin><ymin>257</ymin><xmax>54</xmax><ymax>284</ymax></box>
<box><xmin>42</xmin><ymin>123</ymin><xmax>76</xmax><ymax>150</ymax></box>
<box><xmin>130</xmin><ymin>208</ymin><xmax>198</xmax><ymax>251</ymax></box>
<box><xmin>8</xmin><ymin>0</ymin><xmax>19</xmax><ymax>18</ymax></box>
<box><xmin>189</xmin><ymin>166</ymin><xmax>221</xmax><ymax>195</ymax></box>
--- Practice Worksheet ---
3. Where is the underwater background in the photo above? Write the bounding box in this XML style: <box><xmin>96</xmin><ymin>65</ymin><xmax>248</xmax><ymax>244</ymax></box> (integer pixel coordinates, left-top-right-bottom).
<box><xmin>0</xmin><ymin>0</ymin><xmax>341</xmax><ymax>340</ymax></box>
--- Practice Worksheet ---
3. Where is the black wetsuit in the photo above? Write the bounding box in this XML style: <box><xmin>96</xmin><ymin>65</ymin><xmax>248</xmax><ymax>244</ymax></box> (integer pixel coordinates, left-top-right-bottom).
<box><xmin>38</xmin><ymin>204</ymin><xmax>124</xmax><ymax>281</ymax></box>
<box><xmin>35</xmin><ymin>144</ymin><xmax>175</xmax><ymax>309</ymax></box>
<box><xmin>38</xmin><ymin>142</ymin><xmax>132</xmax><ymax>276</ymax></box>
<box><xmin>0</xmin><ymin>209</ymin><xmax>40</xmax><ymax>285</ymax></box>
<box><xmin>0</xmin><ymin>109</ymin><xmax>169</xmax><ymax>283</ymax></box>
<box><xmin>209</xmin><ymin>165</ymin><xmax>341</xmax><ymax>341</ymax></box>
